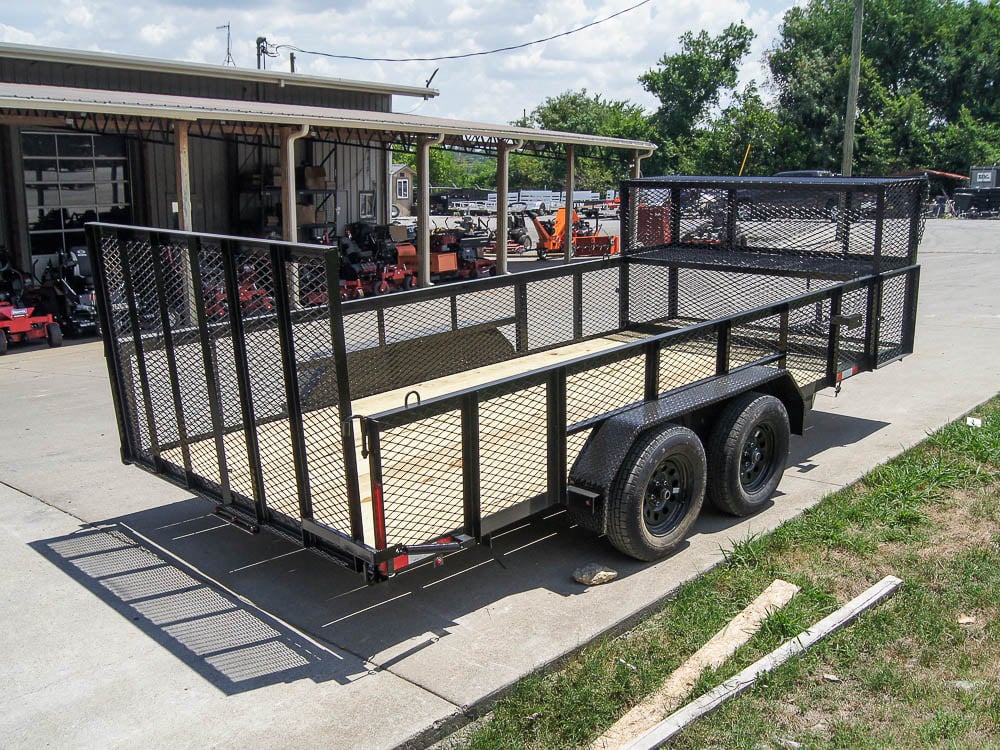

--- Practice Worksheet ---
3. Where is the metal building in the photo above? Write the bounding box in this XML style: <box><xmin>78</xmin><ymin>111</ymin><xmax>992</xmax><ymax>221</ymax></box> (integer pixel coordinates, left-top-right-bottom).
<box><xmin>0</xmin><ymin>42</ymin><xmax>438</xmax><ymax>276</ymax></box>
<box><xmin>0</xmin><ymin>42</ymin><xmax>655</xmax><ymax>293</ymax></box>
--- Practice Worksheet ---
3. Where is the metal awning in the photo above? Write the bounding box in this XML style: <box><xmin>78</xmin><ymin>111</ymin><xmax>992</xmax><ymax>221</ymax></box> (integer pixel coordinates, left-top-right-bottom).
<box><xmin>0</xmin><ymin>82</ymin><xmax>657</xmax><ymax>156</ymax></box>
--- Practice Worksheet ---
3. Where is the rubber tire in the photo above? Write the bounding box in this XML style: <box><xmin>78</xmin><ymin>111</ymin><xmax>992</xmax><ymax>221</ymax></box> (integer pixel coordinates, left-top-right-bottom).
<box><xmin>403</xmin><ymin>274</ymin><xmax>417</xmax><ymax>290</ymax></box>
<box><xmin>522</xmin><ymin>236</ymin><xmax>534</xmax><ymax>251</ymax></box>
<box><xmin>0</xmin><ymin>332</ymin><xmax>7</xmax><ymax>355</ymax></box>
<box><xmin>706</xmin><ymin>392</ymin><xmax>790</xmax><ymax>517</ymax></box>
<box><xmin>537</xmin><ymin>247</ymin><xmax>548</xmax><ymax>260</ymax></box>
<box><xmin>607</xmin><ymin>424</ymin><xmax>706</xmax><ymax>561</ymax></box>
<box><xmin>46</xmin><ymin>322</ymin><xmax>63</xmax><ymax>348</ymax></box>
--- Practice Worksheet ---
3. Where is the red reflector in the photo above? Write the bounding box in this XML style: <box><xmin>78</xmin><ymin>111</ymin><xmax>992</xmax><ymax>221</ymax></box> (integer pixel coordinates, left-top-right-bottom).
<box><xmin>372</xmin><ymin>482</ymin><xmax>387</xmax><ymax>552</ymax></box>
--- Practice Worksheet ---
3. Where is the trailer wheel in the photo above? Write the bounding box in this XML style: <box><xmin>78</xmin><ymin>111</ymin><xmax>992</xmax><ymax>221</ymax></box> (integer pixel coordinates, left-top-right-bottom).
<box><xmin>607</xmin><ymin>424</ymin><xmax>706</xmax><ymax>561</ymax></box>
<box><xmin>0</xmin><ymin>332</ymin><xmax>7</xmax><ymax>355</ymax></box>
<box><xmin>706</xmin><ymin>392</ymin><xmax>789</xmax><ymax>517</ymax></box>
<box><xmin>403</xmin><ymin>274</ymin><xmax>417</xmax><ymax>290</ymax></box>
<box><xmin>46</xmin><ymin>322</ymin><xmax>63</xmax><ymax>348</ymax></box>
<box><xmin>537</xmin><ymin>247</ymin><xmax>548</xmax><ymax>260</ymax></box>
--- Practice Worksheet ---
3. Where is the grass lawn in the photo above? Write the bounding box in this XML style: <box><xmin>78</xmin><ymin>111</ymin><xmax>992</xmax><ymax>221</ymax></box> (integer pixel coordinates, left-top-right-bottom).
<box><xmin>458</xmin><ymin>396</ymin><xmax>1000</xmax><ymax>749</ymax></box>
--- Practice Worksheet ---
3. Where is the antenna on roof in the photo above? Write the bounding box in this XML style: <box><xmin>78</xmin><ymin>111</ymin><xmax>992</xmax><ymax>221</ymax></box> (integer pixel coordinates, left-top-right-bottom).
<box><xmin>425</xmin><ymin>68</ymin><xmax>439</xmax><ymax>88</ymax></box>
<box><xmin>217</xmin><ymin>24</ymin><xmax>236</xmax><ymax>66</ymax></box>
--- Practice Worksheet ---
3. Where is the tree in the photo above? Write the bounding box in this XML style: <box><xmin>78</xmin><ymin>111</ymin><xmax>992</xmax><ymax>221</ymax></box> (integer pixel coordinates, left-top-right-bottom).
<box><xmin>686</xmin><ymin>84</ymin><xmax>786</xmax><ymax>176</ymax></box>
<box><xmin>513</xmin><ymin>89</ymin><xmax>656</xmax><ymax>189</ymax></box>
<box><xmin>765</xmin><ymin>0</ymin><xmax>996</xmax><ymax>173</ymax></box>
<box><xmin>638</xmin><ymin>22</ymin><xmax>755</xmax><ymax>173</ymax></box>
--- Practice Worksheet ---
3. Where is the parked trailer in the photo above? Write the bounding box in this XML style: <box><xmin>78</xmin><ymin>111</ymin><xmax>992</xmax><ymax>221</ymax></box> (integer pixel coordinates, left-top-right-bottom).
<box><xmin>87</xmin><ymin>175</ymin><xmax>925</xmax><ymax>583</ymax></box>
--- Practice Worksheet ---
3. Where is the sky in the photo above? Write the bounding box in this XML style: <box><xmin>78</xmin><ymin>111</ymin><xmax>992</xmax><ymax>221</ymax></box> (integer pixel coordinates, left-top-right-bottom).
<box><xmin>0</xmin><ymin>0</ymin><xmax>800</xmax><ymax>125</ymax></box>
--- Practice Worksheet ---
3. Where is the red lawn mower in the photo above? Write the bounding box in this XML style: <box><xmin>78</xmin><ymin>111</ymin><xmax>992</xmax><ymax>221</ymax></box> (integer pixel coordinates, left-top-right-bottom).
<box><xmin>0</xmin><ymin>252</ymin><xmax>62</xmax><ymax>354</ymax></box>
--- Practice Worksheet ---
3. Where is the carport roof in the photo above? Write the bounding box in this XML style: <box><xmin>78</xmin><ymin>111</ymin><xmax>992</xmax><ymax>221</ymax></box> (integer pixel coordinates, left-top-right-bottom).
<box><xmin>0</xmin><ymin>82</ymin><xmax>657</xmax><ymax>155</ymax></box>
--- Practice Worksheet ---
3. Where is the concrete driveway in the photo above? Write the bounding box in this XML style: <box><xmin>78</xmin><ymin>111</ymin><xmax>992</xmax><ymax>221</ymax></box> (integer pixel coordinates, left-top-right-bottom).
<box><xmin>2</xmin><ymin>220</ymin><xmax>998</xmax><ymax>749</ymax></box>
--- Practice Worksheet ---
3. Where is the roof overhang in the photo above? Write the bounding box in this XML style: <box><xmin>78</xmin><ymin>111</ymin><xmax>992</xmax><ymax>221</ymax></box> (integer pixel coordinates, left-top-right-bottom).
<box><xmin>0</xmin><ymin>42</ymin><xmax>438</xmax><ymax>100</ymax></box>
<box><xmin>0</xmin><ymin>82</ymin><xmax>657</xmax><ymax>157</ymax></box>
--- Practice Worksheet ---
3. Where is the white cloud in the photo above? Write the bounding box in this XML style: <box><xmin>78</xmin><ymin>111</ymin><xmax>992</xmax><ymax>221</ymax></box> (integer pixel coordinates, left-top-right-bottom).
<box><xmin>4</xmin><ymin>0</ymin><xmax>800</xmax><ymax>124</ymax></box>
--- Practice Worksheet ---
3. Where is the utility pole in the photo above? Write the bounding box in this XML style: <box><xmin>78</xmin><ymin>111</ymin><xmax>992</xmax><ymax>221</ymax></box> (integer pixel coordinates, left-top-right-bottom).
<box><xmin>841</xmin><ymin>0</ymin><xmax>864</xmax><ymax>176</ymax></box>
<box><xmin>256</xmin><ymin>36</ymin><xmax>267</xmax><ymax>70</ymax></box>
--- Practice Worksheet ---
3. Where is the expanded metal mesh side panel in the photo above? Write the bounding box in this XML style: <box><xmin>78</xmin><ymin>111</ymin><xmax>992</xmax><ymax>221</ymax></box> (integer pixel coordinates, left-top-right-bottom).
<box><xmin>383</xmin><ymin>298</ymin><xmax>452</xmax><ymax>344</ymax></box>
<box><xmin>878</xmin><ymin>273</ymin><xmax>908</xmax><ymax>365</ymax></box>
<box><xmin>456</xmin><ymin>286</ymin><xmax>516</xmax><ymax>327</ymax></box>
<box><xmin>193</xmin><ymin>243</ymin><xmax>254</xmax><ymax>513</ymax></box>
<box><xmin>628</xmin><ymin>264</ymin><xmax>673</xmax><ymax>324</ymax></box>
<box><xmin>675</xmin><ymin>269</ymin><xmax>830</xmax><ymax>322</ymax></box>
<box><xmin>658</xmin><ymin>329</ymin><xmax>718</xmax><ymax>391</ymax></box>
<box><xmin>378</xmin><ymin>410</ymin><xmax>465</xmax><ymax>548</ymax></box>
<box><xmin>730</xmin><ymin>313</ymin><xmax>782</xmax><ymax>370</ymax></box>
<box><xmin>99</xmin><ymin>233</ymin><xmax>149</xmax><ymax>462</ymax></box>
<box><xmin>342</xmin><ymin>291</ymin><xmax>519</xmax><ymax>402</ymax></box>
<box><xmin>883</xmin><ymin>182</ymin><xmax>925</xmax><ymax>259</ymax></box>
<box><xmin>622</xmin><ymin>176</ymin><xmax>926</xmax><ymax>273</ymax></box>
<box><xmin>479</xmin><ymin>384</ymin><xmax>548</xmax><ymax>517</ymax></box>
<box><xmin>837</xmin><ymin>287</ymin><xmax>870</xmax><ymax>371</ymax></box>
<box><xmin>581</xmin><ymin>267</ymin><xmax>622</xmax><ymax>336</ymax></box>
<box><xmin>566</xmin><ymin>354</ymin><xmax>646</xmax><ymax>425</ymax></box>
<box><xmin>526</xmin><ymin>275</ymin><xmax>574</xmax><ymax>349</ymax></box>
<box><xmin>124</xmin><ymin>239</ymin><xmax>181</xmax><ymax>454</ymax></box>
<box><xmin>786</xmin><ymin>298</ymin><xmax>832</xmax><ymax>386</ymax></box>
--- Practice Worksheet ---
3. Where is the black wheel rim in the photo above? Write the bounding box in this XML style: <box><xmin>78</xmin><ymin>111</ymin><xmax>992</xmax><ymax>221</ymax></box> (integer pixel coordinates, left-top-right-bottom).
<box><xmin>643</xmin><ymin>456</ymin><xmax>693</xmax><ymax>535</ymax></box>
<box><xmin>740</xmin><ymin>423</ymin><xmax>776</xmax><ymax>492</ymax></box>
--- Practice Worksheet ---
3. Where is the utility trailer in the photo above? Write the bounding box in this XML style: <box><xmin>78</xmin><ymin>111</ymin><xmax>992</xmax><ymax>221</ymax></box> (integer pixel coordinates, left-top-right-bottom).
<box><xmin>87</xmin><ymin>175</ymin><xmax>925</xmax><ymax>584</ymax></box>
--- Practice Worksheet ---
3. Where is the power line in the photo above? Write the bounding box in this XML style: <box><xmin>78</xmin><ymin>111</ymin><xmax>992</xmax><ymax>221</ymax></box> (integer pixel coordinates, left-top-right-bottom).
<box><xmin>271</xmin><ymin>0</ymin><xmax>653</xmax><ymax>63</ymax></box>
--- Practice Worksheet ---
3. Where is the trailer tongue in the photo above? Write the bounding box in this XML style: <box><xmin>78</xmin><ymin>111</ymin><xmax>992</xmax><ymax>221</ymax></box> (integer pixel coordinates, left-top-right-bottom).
<box><xmin>88</xmin><ymin>175</ymin><xmax>925</xmax><ymax>583</ymax></box>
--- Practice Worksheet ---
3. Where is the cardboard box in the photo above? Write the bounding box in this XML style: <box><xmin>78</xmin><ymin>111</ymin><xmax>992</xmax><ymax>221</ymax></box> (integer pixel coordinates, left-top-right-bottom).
<box><xmin>302</xmin><ymin>166</ymin><xmax>327</xmax><ymax>190</ymax></box>
<box><xmin>295</xmin><ymin>204</ymin><xmax>316</xmax><ymax>225</ymax></box>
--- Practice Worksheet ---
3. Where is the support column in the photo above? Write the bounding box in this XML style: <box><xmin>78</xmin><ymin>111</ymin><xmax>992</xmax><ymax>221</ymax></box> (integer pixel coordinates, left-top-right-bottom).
<box><xmin>174</xmin><ymin>122</ymin><xmax>193</xmax><ymax>231</ymax></box>
<box><xmin>494</xmin><ymin>139</ymin><xmax>522</xmax><ymax>275</ymax></box>
<box><xmin>632</xmin><ymin>147</ymin><xmax>653</xmax><ymax>179</ymax></box>
<box><xmin>563</xmin><ymin>143</ymin><xmax>574</xmax><ymax>264</ymax></box>
<box><xmin>417</xmin><ymin>133</ymin><xmax>445</xmax><ymax>288</ymax></box>
<box><xmin>173</xmin><ymin>121</ymin><xmax>198</xmax><ymax>324</ymax></box>
<box><xmin>281</xmin><ymin>124</ymin><xmax>310</xmax><ymax>243</ymax></box>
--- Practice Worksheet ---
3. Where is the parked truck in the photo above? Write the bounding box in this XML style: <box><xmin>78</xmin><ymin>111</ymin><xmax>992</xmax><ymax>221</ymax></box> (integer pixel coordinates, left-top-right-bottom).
<box><xmin>88</xmin><ymin>175</ymin><xmax>925</xmax><ymax>583</ymax></box>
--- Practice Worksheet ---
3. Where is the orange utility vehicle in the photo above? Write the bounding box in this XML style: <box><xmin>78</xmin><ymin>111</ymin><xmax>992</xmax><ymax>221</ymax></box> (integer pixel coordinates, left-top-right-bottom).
<box><xmin>528</xmin><ymin>208</ymin><xmax>619</xmax><ymax>259</ymax></box>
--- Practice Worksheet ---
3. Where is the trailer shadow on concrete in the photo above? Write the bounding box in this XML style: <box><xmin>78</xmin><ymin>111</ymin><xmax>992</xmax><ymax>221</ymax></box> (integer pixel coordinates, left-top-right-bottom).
<box><xmin>30</xmin><ymin>523</ymin><xmax>372</xmax><ymax>696</ymax></box>
<box><xmin>29</xmin><ymin>407</ymin><xmax>889</xmax><ymax>694</ymax></box>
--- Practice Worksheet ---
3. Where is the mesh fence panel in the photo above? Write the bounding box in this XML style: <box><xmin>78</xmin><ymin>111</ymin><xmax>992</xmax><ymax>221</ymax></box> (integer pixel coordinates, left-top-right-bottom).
<box><xmin>290</xmin><ymin>252</ymin><xmax>353</xmax><ymax>534</ymax></box>
<box><xmin>479</xmin><ymin>384</ymin><xmax>549</xmax><ymax>517</ymax></box>
<box><xmin>566</xmin><ymin>354</ymin><xmax>646</xmax><ymax>425</ymax></box>
<box><xmin>581</xmin><ymin>267</ymin><xmax>621</xmax><ymax>336</ymax></box>
<box><xmin>378</xmin><ymin>410</ymin><xmax>465</xmax><ymax>548</ymax></box>
<box><xmin>786</xmin><ymin>298</ymin><xmax>832</xmax><ymax>386</ymax></box>
<box><xmin>730</xmin><ymin>313</ymin><xmax>782</xmax><ymax>370</ymax></box>
<box><xmin>659</xmin><ymin>329</ymin><xmax>718</xmax><ymax>391</ymax></box>
<box><xmin>628</xmin><ymin>264</ymin><xmax>673</xmax><ymax>324</ymax></box>
<box><xmin>837</xmin><ymin>286</ymin><xmax>870</xmax><ymax>371</ymax></box>
<box><xmin>526</xmin><ymin>275</ymin><xmax>574</xmax><ymax>349</ymax></box>
<box><xmin>623</xmin><ymin>176</ymin><xmax>926</xmax><ymax>275</ymax></box>
<box><xmin>878</xmin><ymin>273</ymin><xmax>908</xmax><ymax>365</ymax></box>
